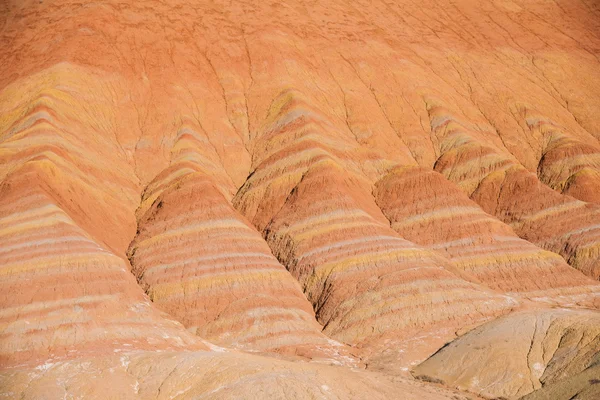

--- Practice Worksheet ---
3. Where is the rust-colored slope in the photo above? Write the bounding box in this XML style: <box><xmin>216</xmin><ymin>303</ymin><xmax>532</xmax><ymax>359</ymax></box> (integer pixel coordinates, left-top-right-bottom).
<box><xmin>374</xmin><ymin>166</ymin><xmax>600</xmax><ymax>306</ymax></box>
<box><xmin>1</xmin><ymin>0</ymin><xmax>600</xmax><ymax>398</ymax></box>
<box><xmin>0</xmin><ymin>62</ymin><xmax>460</xmax><ymax>400</ymax></box>
<box><xmin>428</xmin><ymin>104</ymin><xmax>600</xmax><ymax>280</ymax></box>
<box><xmin>0</xmin><ymin>64</ymin><xmax>139</xmax><ymax>255</ymax></box>
<box><xmin>0</xmin><ymin>179</ymin><xmax>205</xmax><ymax>366</ymax></box>
<box><xmin>127</xmin><ymin>130</ymin><xmax>349</xmax><ymax>359</ymax></box>
<box><xmin>0</xmin><ymin>66</ymin><xmax>207</xmax><ymax>368</ymax></box>
<box><xmin>234</xmin><ymin>92</ymin><xmax>516</xmax><ymax>360</ymax></box>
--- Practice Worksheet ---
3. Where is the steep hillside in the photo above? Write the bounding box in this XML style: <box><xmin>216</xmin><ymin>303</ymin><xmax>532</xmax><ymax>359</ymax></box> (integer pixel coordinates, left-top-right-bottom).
<box><xmin>1</xmin><ymin>0</ymin><xmax>599</xmax><ymax>398</ymax></box>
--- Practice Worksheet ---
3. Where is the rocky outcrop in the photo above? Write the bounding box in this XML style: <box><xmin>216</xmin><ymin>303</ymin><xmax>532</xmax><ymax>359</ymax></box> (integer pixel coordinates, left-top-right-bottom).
<box><xmin>522</xmin><ymin>364</ymin><xmax>600</xmax><ymax>400</ymax></box>
<box><xmin>414</xmin><ymin>309</ymin><xmax>600</xmax><ymax>399</ymax></box>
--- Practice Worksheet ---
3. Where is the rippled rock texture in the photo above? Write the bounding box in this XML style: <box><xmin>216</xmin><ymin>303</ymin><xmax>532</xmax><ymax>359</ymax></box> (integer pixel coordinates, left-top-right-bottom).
<box><xmin>1</xmin><ymin>0</ymin><xmax>600</xmax><ymax>398</ymax></box>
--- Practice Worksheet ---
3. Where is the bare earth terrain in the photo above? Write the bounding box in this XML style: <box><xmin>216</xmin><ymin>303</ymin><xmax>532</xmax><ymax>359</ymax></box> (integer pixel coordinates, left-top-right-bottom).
<box><xmin>0</xmin><ymin>0</ymin><xmax>599</xmax><ymax>398</ymax></box>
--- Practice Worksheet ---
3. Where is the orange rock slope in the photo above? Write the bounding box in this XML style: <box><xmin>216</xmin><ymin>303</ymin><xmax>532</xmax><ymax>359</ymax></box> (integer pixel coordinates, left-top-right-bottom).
<box><xmin>1</xmin><ymin>0</ymin><xmax>600</xmax><ymax>398</ymax></box>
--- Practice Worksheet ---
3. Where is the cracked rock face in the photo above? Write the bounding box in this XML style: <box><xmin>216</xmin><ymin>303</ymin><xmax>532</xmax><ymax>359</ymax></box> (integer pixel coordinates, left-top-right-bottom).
<box><xmin>414</xmin><ymin>309</ymin><xmax>600</xmax><ymax>400</ymax></box>
<box><xmin>1</xmin><ymin>0</ymin><xmax>600</xmax><ymax>399</ymax></box>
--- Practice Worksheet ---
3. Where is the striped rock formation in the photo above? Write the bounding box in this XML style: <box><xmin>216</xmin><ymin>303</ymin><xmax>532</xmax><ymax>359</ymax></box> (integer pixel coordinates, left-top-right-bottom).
<box><xmin>374</xmin><ymin>166</ymin><xmax>600</xmax><ymax>306</ymax></box>
<box><xmin>523</xmin><ymin>107</ymin><xmax>600</xmax><ymax>204</ymax></box>
<box><xmin>0</xmin><ymin>50</ymin><xmax>457</xmax><ymax>400</ymax></box>
<box><xmin>234</xmin><ymin>91</ymin><xmax>517</xmax><ymax>358</ymax></box>
<box><xmin>2</xmin><ymin>0</ymin><xmax>600</xmax><ymax>399</ymax></box>
<box><xmin>127</xmin><ymin>127</ymin><xmax>350</xmax><ymax>359</ymax></box>
<box><xmin>428</xmin><ymin>104</ymin><xmax>600</xmax><ymax>281</ymax></box>
<box><xmin>0</xmin><ymin>65</ymin><xmax>207</xmax><ymax>368</ymax></box>
<box><xmin>414</xmin><ymin>309</ymin><xmax>600</xmax><ymax>400</ymax></box>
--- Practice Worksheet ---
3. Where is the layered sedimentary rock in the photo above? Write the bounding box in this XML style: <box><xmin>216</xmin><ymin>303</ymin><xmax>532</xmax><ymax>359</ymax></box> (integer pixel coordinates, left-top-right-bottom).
<box><xmin>234</xmin><ymin>92</ymin><xmax>517</xmax><ymax>357</ymax></box>
<box><xmin>525</xmin><ymin>108</ymin><xmax>600</xmax><ymax>204</ymax></box>
<box><xmin>2</xmin><ymin>0</ymin><xmax>600</xmax><ymax>398</ymax></box>
<box><xmin>414</xmin><ymin>309</ymin><xmax>600</xmax><ymax>400</ymax></box>
<box><xmin>428</xmin><ymin>104</ymin><xmax>600</xmax><ymax>280</ymax></box>
<box><xmin>127</xmin><ymin>129</ymin><xmax>349</xmax><ymax>359</ymax></box>
<box><xmin>374</xmin><ymin>166</ymin><xmax>600</xmax><ymax>306</ymax></box>
<box><xmin>0</xmin><ymin>66</ymin><xmax>207</xmax><ymax>368</ymax></box>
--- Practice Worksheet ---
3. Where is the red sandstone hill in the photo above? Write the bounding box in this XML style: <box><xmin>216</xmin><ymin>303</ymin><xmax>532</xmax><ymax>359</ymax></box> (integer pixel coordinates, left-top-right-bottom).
<box><xmin>1</xmin><ymin>0</ymin><xmax>599</xmax><ymax>399</ymax></box>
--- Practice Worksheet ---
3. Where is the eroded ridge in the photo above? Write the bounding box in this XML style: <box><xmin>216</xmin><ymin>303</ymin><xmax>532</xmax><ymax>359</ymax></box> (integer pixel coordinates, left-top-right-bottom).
<box><xmin>523</xmin><ymin>107</ymin><xmax>600</xmax><ymax>204</ymax></box>
<box><xmin>0</xmin><ymin>65</ymin><xmax>206</xmax><ymax>368</ymax></box>
<box><xmin>428</xmin><ymin>103</ymin><xmax>600</xmax><ymax>281</ymax></box>
<box><xmin>374</xmin><ymin>166</ymin><xmax>600</xmax><ymax>306</ymax></box>
<box><xmin>128</xmin><ymin>125</ymin><xmax>351</xmax><ymax>360</ymax></box>
<box><xmin>2</xmin><ymin>0</ymin><xmax>600</xmax><ymax>398</ymax></box>
<box><xmin>234</xmin><ymin>91</ymin><xmax>517</xmax><ymax>357</ymax></box>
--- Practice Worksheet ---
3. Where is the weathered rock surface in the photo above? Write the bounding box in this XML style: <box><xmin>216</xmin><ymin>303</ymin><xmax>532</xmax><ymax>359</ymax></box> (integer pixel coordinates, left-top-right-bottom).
<box><xmin>522</xmin><ymin>363</ymin><xmax>600</xmax><ymax>400</ymax></box>
<box><xmin>127</xmin><ymin>136</ymin><xmax>348</xmax><ymax>358</ymax></box>
<box><xmin>414</xmin><ymin>309</ymin><xmax>600</xmax><ymax>399</ymax></box>
<box><xmin>428</xmin><ymin>104</ymin><xmax>600</xmax><ymax>281</ymax></box>
<box><xmin>0</xmin><ymin>66</ymin><xmax>207</xmax><ymax>369</ymax></box>
<box><xmin>233</xmin><ymin>97</ymin><xmax>516</xmax><ymax>354</ymax></box>
<box><xmin>375</xmin><ymin>166</ymin><xmax>600</xmax><ymax>306</ymax></box>
<box><xmin>0</xmin><ymin>350</ymin><xmax>480</xmax><ymax>400</ymax></box>
<box><xmin>1</xmin><ymin>0</ymin><xmax>600</xmax><ymax>398</ymax></box>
